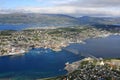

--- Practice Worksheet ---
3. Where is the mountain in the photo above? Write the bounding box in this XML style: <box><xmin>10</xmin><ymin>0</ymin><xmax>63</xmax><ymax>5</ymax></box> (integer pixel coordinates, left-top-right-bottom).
<box><xmin>0</xmin><ymin>13</ymin><xmax>81</xmax><ymax>27</ymax></box>
<box><xmin>0</xmin><ymin>13</ymin><xmax>120</xmax><ymax>28</ymax></box>
<box><xmin>79</xmin><ymin>16</ymin><xmax>120</xmax><ymax>25</ymax></box>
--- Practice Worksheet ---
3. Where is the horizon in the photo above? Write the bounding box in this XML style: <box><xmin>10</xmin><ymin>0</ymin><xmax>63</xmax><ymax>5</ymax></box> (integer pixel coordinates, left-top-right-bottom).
<box><xmin>0</xmin><ymin>13</ymin><xmax>119</xmax><ymax>18</ymax></box>
<box><xmin>0</xmin><ymin>0</ymin><xmax>120</xmax><ymax>17</ymax></box>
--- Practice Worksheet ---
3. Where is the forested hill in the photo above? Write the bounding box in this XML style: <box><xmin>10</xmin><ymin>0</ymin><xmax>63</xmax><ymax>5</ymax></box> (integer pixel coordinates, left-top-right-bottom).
<box><xmin>79</xmin><ymin>16</ymin><xmax>120</xmax><ymax>25</ymax></box>
<box><xmin>0</xmin><ymin>13</ymin><xmax>81</xmax><ymax>27</ymax></box>
<box><xmin>0</xmin><ymin>13</ymin><xmax>120</xmax><ymax>27</ymax></box>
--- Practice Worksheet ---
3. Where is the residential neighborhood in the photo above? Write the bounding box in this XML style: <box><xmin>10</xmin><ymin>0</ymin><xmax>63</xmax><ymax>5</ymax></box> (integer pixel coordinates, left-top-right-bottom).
<box><xmin>0</xmin><ymin>27</ymin><xmax>113</xmax><ymax>56</ymax></box>
<box><xmin>54</xmin><ymin>58</ymin><xmax>120</xmax><ymax>80</ymax></box>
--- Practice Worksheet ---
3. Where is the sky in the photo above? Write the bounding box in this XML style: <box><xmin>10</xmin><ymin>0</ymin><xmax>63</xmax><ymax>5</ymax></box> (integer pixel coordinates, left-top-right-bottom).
<box><xmin>0</xmin><ymin>0</ymin><xmax>120</xmax><ymax>17</ymax></box>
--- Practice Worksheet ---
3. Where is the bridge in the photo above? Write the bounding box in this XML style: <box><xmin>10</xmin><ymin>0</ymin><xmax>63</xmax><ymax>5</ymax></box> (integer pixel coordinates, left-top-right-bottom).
<box><xmin>63</xmin><ymin>47</ymin><xmax>98</xmax><ymax>60</ymax></box>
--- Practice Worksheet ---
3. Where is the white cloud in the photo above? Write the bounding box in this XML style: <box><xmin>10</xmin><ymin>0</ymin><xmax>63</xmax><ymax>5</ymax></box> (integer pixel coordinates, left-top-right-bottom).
<box><xmin>60</xmin><ymin>0</ymin><xmax>120</xmax><ymax>7</ymax></box>
<box><xmin>1</xmin><ymin>0</ymin><xmax>120</xmax><ymax>17</ymax></box>
<box><xmin>36</xmin><ymin>0</ymin><xmax>77</xmax><ymax>5</ymax></box>
<box><xmin>17</xmin><ymin>6</ymin><xmax>120</xmax><ymax>17</ymax></box>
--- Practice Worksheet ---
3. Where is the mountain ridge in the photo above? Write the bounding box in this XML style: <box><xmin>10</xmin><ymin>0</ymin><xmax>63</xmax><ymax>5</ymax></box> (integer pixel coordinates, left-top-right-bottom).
<box><xmin>0</xmin><ymin>13</ymin><xmax>120</xmax><ymax>27</ymax></box>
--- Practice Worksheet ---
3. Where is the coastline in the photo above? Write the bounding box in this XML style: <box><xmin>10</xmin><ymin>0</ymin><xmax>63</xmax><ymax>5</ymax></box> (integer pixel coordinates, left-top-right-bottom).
<box><xmin>40</xmin><ymin>57</ymin><xmax>120</xmax><ymax>80</ymax></box>
<box><xmin>64</xmin><ymin>57</ymin><xmax>120</xmax><ymax>73</ymax></box>
<box><xmin>0</xmin><ymin>33</ymin><xmax>119</xmax><ymax>57</ymax></box>
<box><xmin>0</xmin><ymin>27</ymin><xmax>120</xmax><ymax>57</ymax></box>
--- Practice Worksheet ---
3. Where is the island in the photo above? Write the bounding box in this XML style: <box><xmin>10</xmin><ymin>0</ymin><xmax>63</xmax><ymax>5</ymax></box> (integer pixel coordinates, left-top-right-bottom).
<box><xmin>0</xmin><ymin>26</ymin><xmax>119</xmax><ymax>56</ymax></box>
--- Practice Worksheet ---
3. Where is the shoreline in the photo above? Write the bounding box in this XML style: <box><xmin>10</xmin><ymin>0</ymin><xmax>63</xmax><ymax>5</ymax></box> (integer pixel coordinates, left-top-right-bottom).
<box><xmin>0</xmin><ymin>33</ymin><xmax>119</xmax><ymax>57</ymax></box>
<box><xmin>40</xmin><ymin>57</ymin><xmax>120</xmax><ymax>80</ymax></box>
<box><xmin>0</xmin><ymin>27</ymin><xmax>120</xmax><ymax>57</ymax></box>
<box><xmin>64</xmin><ymin>57</ymin><xmax>120</xmax><ymax>73</ymax></box>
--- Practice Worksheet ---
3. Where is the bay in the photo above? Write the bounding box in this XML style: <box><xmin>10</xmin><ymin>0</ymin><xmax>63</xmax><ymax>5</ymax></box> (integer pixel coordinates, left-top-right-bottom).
<box><xmin>0</xmin><ymin>48</ymin><xmax>82</xmax><ymax>79</ymax></box>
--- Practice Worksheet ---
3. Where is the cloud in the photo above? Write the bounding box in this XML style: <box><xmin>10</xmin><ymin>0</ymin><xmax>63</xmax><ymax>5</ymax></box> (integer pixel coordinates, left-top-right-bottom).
<box><xmin>1</xmin><ymin>0</ymin><xmax>120</xmax><ymax>17</ymax></box>
<box><xmin>17</xmin><ymin>6</ymin><xmax>120</xmax><ymax>17</ymax></box>
<box><xmin>35</xmin><ymin>0</ymin><xmax>77</xmax><ymax>5</ymax></box>
<box><xmin>36</xmin><ymin>0</ymin><xmax>76</xmax><ymax>4</ymax></box>
<box><xmin>60</xmin><ymin>0</ymin><xmax>120</xmax><ymax>7</ymax></box>
<box><xmin>55</xmin><ymin>0</ymin><xmax>120</xmax><ymax>16</ymax></box>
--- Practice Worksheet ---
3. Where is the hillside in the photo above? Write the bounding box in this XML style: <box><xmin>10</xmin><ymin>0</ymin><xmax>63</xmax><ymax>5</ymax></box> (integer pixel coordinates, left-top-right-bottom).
<box><xmin>0</xmin><ymin>13</ymin><xmax>81</xmax><ymax>27</ymax></box>
<box><xmin>79</xmin><ymin>16</ymin><xmax>120</xmax><ymax>25</ymax></box>
<box><xmin>0</xmin><ymin>13</ymin><xmax>120</xmax><ymax>28</ymax></box>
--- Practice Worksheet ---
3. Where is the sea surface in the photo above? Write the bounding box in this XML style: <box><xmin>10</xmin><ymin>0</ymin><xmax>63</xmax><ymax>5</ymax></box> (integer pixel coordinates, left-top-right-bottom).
<box><xmin>65</xmin><ymin>35</ymin><xmax>120</xmax><ymax>58</ymax></box>
<box><xmin>0</xmin><ymin>24</ymin><xmax>30</xmax><ymax>30</ymax></box>
<box><xmin>0</xmin><ymin>48</ymin><xmax>83</xmax><ymax>79</ymax></box>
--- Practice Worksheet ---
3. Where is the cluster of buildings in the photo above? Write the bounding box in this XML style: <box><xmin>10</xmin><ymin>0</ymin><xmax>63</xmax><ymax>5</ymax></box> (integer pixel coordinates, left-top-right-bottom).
<box><xmin>0</xmin><ymin>27</ymin><xmax>112</xmax><ymax>56</ymax></box>
<box><xmin>63</xmin><ymin>58</ymin><xmax>120</xmax><ymax>80</ymax></box>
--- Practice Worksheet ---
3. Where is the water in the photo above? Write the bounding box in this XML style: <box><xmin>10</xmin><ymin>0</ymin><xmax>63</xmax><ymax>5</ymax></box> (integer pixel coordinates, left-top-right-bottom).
<box><xmin>66</xmin><ymin>35</ymin><xmax>120</xmax><ymax>58</ymax></box>
<box><xmin>0</xmin><ymin>24</ymin><xmax>30</xmax><ymax>30</ymax></box>
<box><xmin>0</xmin><ymin>48</ymin><xmax>82</xmax><ymax>79</ymax></box>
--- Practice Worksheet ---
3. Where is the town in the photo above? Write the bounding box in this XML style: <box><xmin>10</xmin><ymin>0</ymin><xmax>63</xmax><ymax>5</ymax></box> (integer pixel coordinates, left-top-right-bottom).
<box><xmin>45</xmin><ymin>58</ymin><xmax>120</xmax><ymax>80</ymax></box>
<box><xmin>0</xmin><ymin>26</ymin><xmax>116</xmax><ymax>56</ymax></box>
